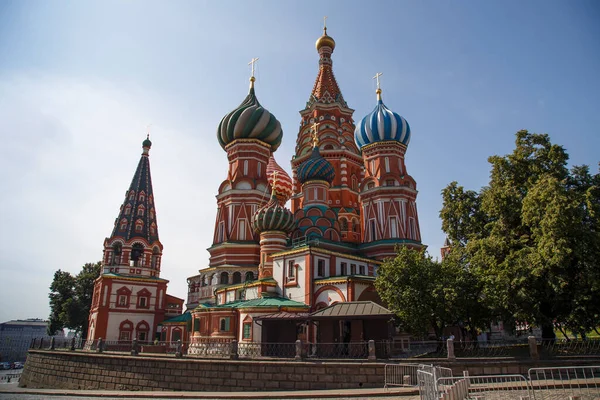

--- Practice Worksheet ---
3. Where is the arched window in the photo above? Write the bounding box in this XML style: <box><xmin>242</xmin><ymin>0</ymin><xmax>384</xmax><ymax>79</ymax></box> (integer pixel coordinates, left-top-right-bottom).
<box><xmin>151</xmin><ymin>247</ymin><xmax>160</xmax><ymax>269</ymax></box>
<box><xmin>150</xmin><ymin>223</ymin><xmax>156</xmax><ymax>236</ymax></box>
<box><xmin>119</xmin><ymin>219</ymin><xmax>128</xmax><ymax>230</ymax></box>
<box><xmin>232</xmin><ymin>271</ymin><xmax>242</xmax><ymax>284</ymax></box>
<box><xmin>352</xmin><ymin>219</ymin><xmax>359</xmax><ymax>233</ymax></box>
<box><xmin>135</xmin><ymin>219</ymin><xmax>144</xmax><ymax>233</ymax></box>
<box><xmin>116</xmin><ymin>287</ymin><xmax>131</xmax><ymax>308</ymax></box>
<box><xmin>124</xmin><ymin>205</ymin><xmax>131</xmax><ymax>215</ymax></box>
<box><xmin>111</xmin><ymin>243</ymin><xmax>122</xmax><ymax>265</ymax></box>
<box><xmin>352</xmin><ymin>176</ymin><xmax>358</xmax><ymax>191</ymax></box>
<box><xmin>149</xmin><ymin>208</ymin><xmax>155</xmax><ymax>219</ymax></box>
<box><xmin>137</xmin><ymin>206</ymin><xmax>145</xmax><ymax>216</ymax></box>
<box><xmin>118</xmin><ymin>320</ymin><xmax>133</xmax><ymax>341</ymax></box>
<box><xmin>131</xmin><ymin>243</ymin><xmax>144</xmax><ymax>266</ymax></box>
<box><xmin>138</xmin><ymin>191</ymin><xmax>145</xmax><ymax>202</ymax></box>
<box><xmin>136</xmin><ymin>288</ymin><xmax>151</xmax><ymax>309</ymax></box>
<box><xmin>128</xmin><ymin>191</ymin><xmax>135</xmax><ymax>201</ymax></box>
<box><xmin>201</xmin><ymin>276</ymin><xmax>206</xmax><ymax>286</ymax></box>
<box><xmin>245</xmin><ymin>271</ymin><xmax>254</xmax><ymax>282</ymax></box>
<box><xmin>220</xmin><ymin>272</ymin><xmax>229</xmax><ymax>285</ymax></box>
<box><xmin>136</xmin><ymin>321</ymin><xmax>150</xmax><ymax>342</ymax></box>
<box><xmin>340</xmin><ymin>218</ymin><xmax>348</xmax><ymax>231</ymax></box>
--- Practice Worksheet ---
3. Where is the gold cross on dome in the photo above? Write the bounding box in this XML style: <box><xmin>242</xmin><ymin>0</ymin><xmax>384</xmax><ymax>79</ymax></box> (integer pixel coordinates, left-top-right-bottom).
<box><xmin>248</xmin><ymin>57</ymin><xmax>259</xmax><ymax>78</ymax></box>
<box><xmin>323</xmin><ymin>16</ymin><xmax>328</xmax><ymax>30</ymax></box>
<box><xmin>373</xmin><ymin>72</ymin><xmax>383</xmax><ymax>90</ymax></box>
<box><xmin>271</xmin><ymin>170</ymin><xmax>278</xmax><ymax>186</ymax></box>
<box><xmin>312</xmin><ymin>122</ymin><xmax>320</xmax><ymax>147</ymax></box>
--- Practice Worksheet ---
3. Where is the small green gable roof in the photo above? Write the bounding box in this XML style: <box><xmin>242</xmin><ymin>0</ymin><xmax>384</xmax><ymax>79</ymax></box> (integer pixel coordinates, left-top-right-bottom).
<box><xmin>160</xmin><ymin>311</ymin><xmax>191</xmax><ymax>325</ymax></box>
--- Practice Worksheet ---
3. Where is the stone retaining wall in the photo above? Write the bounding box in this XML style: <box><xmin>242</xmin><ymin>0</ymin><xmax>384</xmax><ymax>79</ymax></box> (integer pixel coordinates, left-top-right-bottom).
<box><xmin>20</xmin><ymin>350</ymin><xmax>385</xmax><ymax>391</ymax></box>
<box><xmin>20</xmin><ymin>350</ymin><xmax>600</xmax><ymax>392</ymax></box>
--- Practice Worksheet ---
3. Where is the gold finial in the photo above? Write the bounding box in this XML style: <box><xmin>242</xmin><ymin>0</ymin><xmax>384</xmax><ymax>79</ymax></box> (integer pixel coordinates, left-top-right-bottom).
<box><xmin>248</xmin><ymin>57</ymin><xmax>259</xmax><ymax>88</ymax></box>
<box><xmin>323</xmin><ymin>16</ymin><xmax>328</xmax><ymax>33</ymax></box>
<box><xmin>146</xmin><ymin>123</ymin><xmax>152</xmax><ymax>136</ymax></box>
<box><xmin>312</xmin><ymin>122</ymin><xmax>320</xmax><ymax>147</ymax></box>
<box><xmin>373</xmin><ymin>72</ymin><xmax>383</xmax><ymax>100</ymax></box>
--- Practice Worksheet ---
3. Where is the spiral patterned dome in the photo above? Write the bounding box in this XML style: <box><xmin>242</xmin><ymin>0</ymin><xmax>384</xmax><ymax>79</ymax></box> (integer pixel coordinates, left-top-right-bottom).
<box><xmin>251</xmin><ymin>194</ymin><xmax>295</xmax><ymax>234</ymax></box>
<box><xmin>266</xmin><ymin>155</ymin><xmax>293</xmax><ymax>204</ymax></box>
<box><xmin>297</xmin><ymin>146</ymin><xmax>335</xmax><ymax>185</ymax></box>
<box><xmin>217</xmin><ymin>83</ymin><xmax>283</xmax><ymax>151</ymax></box>
<box><xmin>354</xmin><ymin>91</ymin><xmax>411</xmax><ymax>149</ymax></box>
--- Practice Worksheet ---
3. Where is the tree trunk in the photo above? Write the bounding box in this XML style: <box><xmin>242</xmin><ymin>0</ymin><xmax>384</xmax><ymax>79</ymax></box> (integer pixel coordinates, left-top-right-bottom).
<box><xmin>541</xmin><ymin>323</ymin><xmax>556</xmax><ymax>343</ymax></box>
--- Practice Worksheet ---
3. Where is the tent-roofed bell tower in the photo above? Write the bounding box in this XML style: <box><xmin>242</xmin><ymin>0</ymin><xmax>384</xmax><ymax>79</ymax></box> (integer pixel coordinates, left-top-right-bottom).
<box><xmin>291</xmin><ymin>23</ymin><xmax>363</xmax><ymax>243</ymax></box>
<box><xmin>87</xmin><ymin>136</ymin><xmax>170</xmax><ymax>343</ymax></box>
<box><xmin>102</xmin><ymin>135</ymin><xmax>163</xmax><ymax>276</ymax></box>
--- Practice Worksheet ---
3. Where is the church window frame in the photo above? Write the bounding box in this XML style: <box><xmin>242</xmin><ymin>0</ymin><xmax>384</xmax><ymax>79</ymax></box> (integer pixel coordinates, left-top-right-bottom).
<box><xmin>220</xmin><ymin>271</ymin><xmax>229</xmax><ymax>285</ymax></box>
<box><xmin>138</xmin><ymin>192</ymin><xmax>145</xmax><ymax>202</ymax></box>
<box><xmin>287</xmin><ymin>260</ymin><xmax>296</xmax><ymax>282</ymax></box>
<box><xmin>137</xmin><ymin>206</ymin><xmax>145</xmax><ymax>216</ymax></box>
<box><xmin>350</xmin><ymin>264</ymin><xmax>357</xmax><ymax>275</ymax></box>
<box><xmin>340</xmin><ymin>218</ymin><xmax>348</xmax><ymax>231</ymax></box>
<box><xmin>341</xmin><ymin>262</ymin><xmax>348</xmax><ymax>276</ymax></box>
<box><xmin>232</xmin><ymin>271</ymin><xmax>242</xmax><ymax>284</ymax></box>
<box><xmin>385</xmin><ymin>157</ymin><xmax>390</xmax><ymax>173</ymax></box>
<box><xmin>136</xmin><ymin>321</ymin><xmax>150</xmax><ymax>342</ymax></box>
<box><xmin>359</xmin><ymin>265</ymin><xmax>366</xmax><ymax>275</ymax></box>
<box><xmin>119</xmin><ymin>219</ymin><xmax>128</xmax><ymax>231</ymax></box>
<box><xmin>150</xmin><ymin>223</ymin><xmax>156</xmax><ymax>236</ymax></box>
<box><xmin>317</xmin><ymin>259</ymin><xmax>325</xmax><ymax>277</ymax></box>
<box><xmin>386</xmin><ymin>179</ymin><xmax>396</xmax><ymax>187</ymax></box>
<box><xmin>409</xmin><ymin>217</ymin><xmax>417</xmax><ymax>240</ymax></box>
<box><xmin>242</xmin><ymin>322</ymin><xmax>252</xmax><ymax>340</ymax></box>
<box><xmin>118</xmin><ymin>320</ymin><xmax>133</xmax><ymax>341</ymax></box>
<box><xmin>369</xmin><ymin>219</ymin><xmax>377</xmax><ymax>241</ymax></box>
<box><xmin>136</xmin><ymin>289</ymin><xmax>151</xmax><ymax>309</ymax></box>
<box><xmin>115</xmin><ymin>287</ymin><xmax>132</xmax><ymax>308</ymax></box>
<box><xmin>257</xmin><ymin>162</ymin><xmax>262</xmax><ymax>177</ymax></box>
<box><xmin>135</xmin><ymin>219</ymin><xmax>144</xmax><ymax>233</ymax></box>
<box><xmin>243</xmin><ymin>160</ymin><xmax>248</xmax><ymax>176</ymax></box>
<box><xmin>128</xmin><ymin>191</ymin><xmax>135</xmax><ymax>201</ymax></box>
<box><xmin>219</xmin><ymin>317</ymin><xmax>231</xmax><ymax>332</ymax></box>
<box><xmin>370</xmin><ymin>160</ymin><xmax>376</xmax><ymax>175</ymax></box>
<box><xmin>245</xmin><ymin>271</ymin><xmax>254</xmax><ymax>282</ymax></box>
<box><xmin>238</xmin><ymin>220</ymin><xmax>246</xmax><ymax>241</ymax></box>
<box><xmin>390</xmin><ymin>216</ymin><xmax>398</xmax><ymax>238</ymax></box>
<box><xmin>124</xmin><ymin>205</ymin><xmax>131</xmax><ymax>215</ymax></box>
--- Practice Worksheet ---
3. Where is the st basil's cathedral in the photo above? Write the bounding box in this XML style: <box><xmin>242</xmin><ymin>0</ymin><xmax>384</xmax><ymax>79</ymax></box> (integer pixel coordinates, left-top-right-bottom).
<box><xmin>86</xmin><ymin>25</ymin><xmax>423</xmax><ymax>346</ymax></box>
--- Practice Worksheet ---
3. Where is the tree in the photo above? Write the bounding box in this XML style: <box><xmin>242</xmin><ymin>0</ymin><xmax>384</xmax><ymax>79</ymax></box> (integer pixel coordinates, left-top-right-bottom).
<box><xmin>440</xmin><ymin>131</ymin><xmax>600</xmax><ymax>339</ymax></box>
<box><xmin>48</xmin><ymin>262</ymin><xmax>101</xmax><ymax>338</ymax></box>
<box><xmin>375</xmin><ymin>246</ymin><xmax>492</xmax><ymax>339</ymax></box>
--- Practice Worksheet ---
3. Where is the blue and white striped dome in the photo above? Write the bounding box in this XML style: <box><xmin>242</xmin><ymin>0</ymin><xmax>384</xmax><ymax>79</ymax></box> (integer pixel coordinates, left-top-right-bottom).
<box><xmin>354</xmin><ymin>93</ymin><xmax>411</xmax><ymax>149</ymax></box>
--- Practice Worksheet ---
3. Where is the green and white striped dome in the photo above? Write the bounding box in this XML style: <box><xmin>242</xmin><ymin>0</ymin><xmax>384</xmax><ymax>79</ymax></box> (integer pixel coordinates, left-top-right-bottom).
<box><xmin>217</xmin><ymin>84</ymin><xmax>283</xmax><ymax>151</ymax></box>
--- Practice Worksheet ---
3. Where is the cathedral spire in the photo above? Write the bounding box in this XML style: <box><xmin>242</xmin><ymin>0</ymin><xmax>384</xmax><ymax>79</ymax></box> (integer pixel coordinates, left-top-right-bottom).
<box><xmin>109</xmin><ymin>136</ymin><xmax>159</xmax><ymax>244</ymax></box>
<box><xmin>307</xmin><ymin>22</ymin><xmax>348</xmax><ymax>109</ymax></box>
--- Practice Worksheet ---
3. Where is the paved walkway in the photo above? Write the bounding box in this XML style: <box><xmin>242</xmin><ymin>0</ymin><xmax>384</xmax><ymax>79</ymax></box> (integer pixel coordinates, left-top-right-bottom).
<box><xmin>0</xmin><ymin>383</ymin><xmax>419</xmax><ymax>399</ymax></box>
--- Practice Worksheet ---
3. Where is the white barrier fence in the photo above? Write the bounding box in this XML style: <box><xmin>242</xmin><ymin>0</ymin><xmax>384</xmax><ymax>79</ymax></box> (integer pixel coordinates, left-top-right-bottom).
<box><xmin>529</xmin><ymin>366</ymin><xmax>600</xmax><ymax>400</ymax></box>
<box><xmin>409</xmin><ymin>364</ymin><xmax>600</xmax><ymax>400</ymax></box>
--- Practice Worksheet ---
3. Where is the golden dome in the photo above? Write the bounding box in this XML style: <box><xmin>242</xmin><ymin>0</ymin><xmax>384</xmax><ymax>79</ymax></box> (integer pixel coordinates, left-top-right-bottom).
<box><xmin>316</xmin><ymin>27</ymin><xmax>335</xmax><ymax>52</ymax></box>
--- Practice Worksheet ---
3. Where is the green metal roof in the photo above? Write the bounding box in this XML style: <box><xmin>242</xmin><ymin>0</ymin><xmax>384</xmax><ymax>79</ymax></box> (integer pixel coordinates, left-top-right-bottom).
<box><xmin>160</xmin><ymin>311</ymin><xmax>191</xmax><ymax>324</ymax></box>
<box><xmin>197</xmin><ymin>294</ymin><xmax>309</xmax><ymax>311</ymax></box>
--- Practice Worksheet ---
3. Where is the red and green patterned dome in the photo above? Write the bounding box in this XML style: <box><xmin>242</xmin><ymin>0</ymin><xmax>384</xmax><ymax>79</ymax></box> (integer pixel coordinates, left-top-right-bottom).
<box><xmin>251</xmin><ymin>194</ymin><xmax>295</xmax><ymax>234</ymax></box>
<box><xmin>266</xmin><ymin>155</ymin><xmax>293</xmax><ymax>204</ymax></box>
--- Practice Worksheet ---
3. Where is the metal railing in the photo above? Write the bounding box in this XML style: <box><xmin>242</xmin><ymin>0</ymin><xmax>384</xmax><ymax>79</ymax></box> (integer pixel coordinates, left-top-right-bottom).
<box><xmin>0</xmin><ymin>373</ymin><xmax>21</xmax><ymax>384</ymax></box>
<box><xmin>238</xmin><ymin>342</ymin><xmax>296</xmax><ymax>359</ymax></box>
<box><xmin>454</xmin><ymin>339</ymin><xmax>529</xmax><ymax>358</ymax></box>
<box><xmin>528</xmin><ymin>365</ymin><xmax>600</xmax><ymax>399</ymax></box>
<box><xmin>392</xmin><ymin>340</ymin><xmax>448</xmax><ymax>358</ymax></box>
<box><xmin>187</xmin><ymin>341</ymin><xmax>232</xmax><ymax>358</ymax></box>
<box><xmin>539</xmin><ymin>338</ymin><xmax>600</xmax><ymax>358</ymax></box>
<box><xmin>385</xmin><ymin>363</ymin><xmax>431</xmax><ymax>388</ymax></box>
<box><xmin>417</xmin><ymin>364</ymin><xmax>600</xmax><ymax>399</ymax></box>
<box><xmin>438</xmin><ymin>374</ymin><xmax>532</xmax><ymax>400</ymax></box>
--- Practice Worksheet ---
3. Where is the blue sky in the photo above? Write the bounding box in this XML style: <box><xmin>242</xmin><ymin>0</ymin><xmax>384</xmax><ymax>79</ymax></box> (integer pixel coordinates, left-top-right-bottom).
<box><xmin>0</xmin><ymin>0</ymin><xmax>598</xmax><ymax>323</ymax></box>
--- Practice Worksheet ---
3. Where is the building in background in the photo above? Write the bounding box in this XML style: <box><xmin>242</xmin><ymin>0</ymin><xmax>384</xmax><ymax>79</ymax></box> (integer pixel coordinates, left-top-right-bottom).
<box><xmin>0</xmin><ymin>319</ymin><xmax>60</xmax><ymax>362</ymax></box>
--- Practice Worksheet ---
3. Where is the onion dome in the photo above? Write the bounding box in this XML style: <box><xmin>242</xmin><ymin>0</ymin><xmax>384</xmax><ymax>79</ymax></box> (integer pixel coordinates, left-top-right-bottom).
<box><xmin>217</xmin><ymin>78</ymin><xmax>283</xmax><ymax>151</ymax></box>
<box><xmin>354</xmin><ymin>89</ymin><xmax>411</xmax><ymax>149</ymax></box>
<box><xmin>266</xmin><ymin>155</ymin><xmax>293</xmax><ymax>204</ymax></box>
<box><xmin>251</xmin><ymin>193</ymin><xmax>296</xmax><ymax>234</ymax></box>
<box><xmin>316</xmin><ymin>26</ymin><xmax>335</xmax><ymax>52</ymax></box>
<box><xmin>142</xmin><ymin>134</ymin><xmax>152</xmax><ymax>148</ymax></box>
<box><xmin>297</xmin><ymin>144</ymin><xmax>335</xmax><ymax>185</ymax></box>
